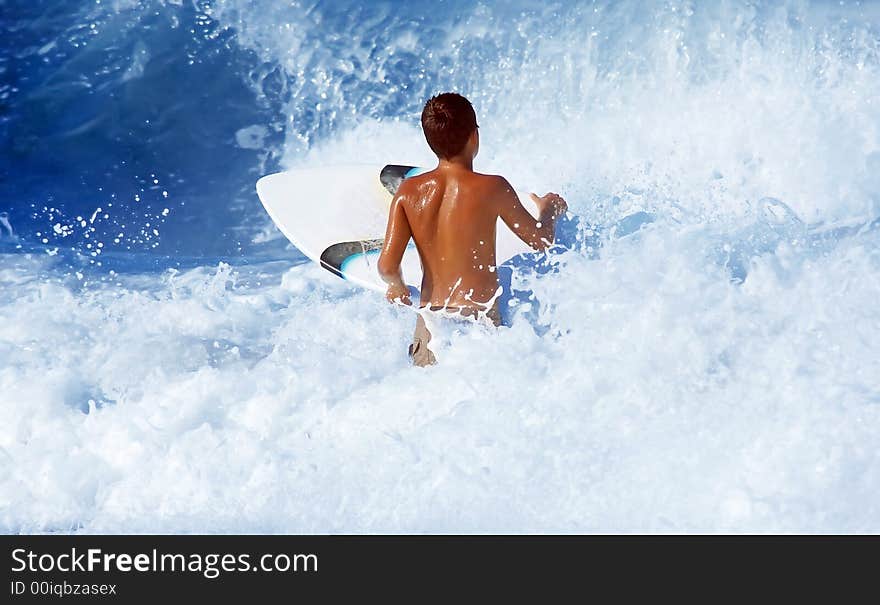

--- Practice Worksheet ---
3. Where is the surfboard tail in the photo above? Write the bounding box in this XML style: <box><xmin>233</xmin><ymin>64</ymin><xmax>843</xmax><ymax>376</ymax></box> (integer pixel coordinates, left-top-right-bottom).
<box><xmin>379</xmin><ymin>165</ymin><xmax>419</xmax><ymax>195</ymax></box>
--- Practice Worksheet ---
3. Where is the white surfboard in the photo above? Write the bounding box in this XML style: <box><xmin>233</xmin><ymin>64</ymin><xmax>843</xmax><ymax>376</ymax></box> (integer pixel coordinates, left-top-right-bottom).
<box><xmin>255</xmin><ymin>164</ymin><xmax>539</xmax><ymax>295</ymax></box>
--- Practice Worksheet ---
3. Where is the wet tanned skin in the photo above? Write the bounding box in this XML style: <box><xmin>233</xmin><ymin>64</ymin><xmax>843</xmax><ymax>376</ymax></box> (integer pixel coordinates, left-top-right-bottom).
<box><xmin>378</xmin><ymin>129</ymin><xmax>567</xmax><ymax>311</ymax></box>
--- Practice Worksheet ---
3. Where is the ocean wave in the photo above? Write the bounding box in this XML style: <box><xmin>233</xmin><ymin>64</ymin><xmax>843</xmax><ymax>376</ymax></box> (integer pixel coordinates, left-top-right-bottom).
<box><xmin>2</xmin><ymin>0</ymin><xmax>879</xmax><ymax>532</ymax></box>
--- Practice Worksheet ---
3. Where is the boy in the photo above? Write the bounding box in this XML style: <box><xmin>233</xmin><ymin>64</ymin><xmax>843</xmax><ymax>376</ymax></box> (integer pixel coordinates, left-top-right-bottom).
<box><xmin>377</xmin><ymin>93</ymin><xmax>567</xmax><ymax>366</ymax></box>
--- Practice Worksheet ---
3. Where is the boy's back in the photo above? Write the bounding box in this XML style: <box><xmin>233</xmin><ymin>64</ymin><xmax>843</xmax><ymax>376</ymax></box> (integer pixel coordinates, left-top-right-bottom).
<box><xmin>377</xmin><ymin>92</ymin><xmax>566</xmax><ymax>365</ymax></box>
<box><xmin>394</xmin><ymin>165</ymin><xmax>504</xmax><ymax>310</ymax></box>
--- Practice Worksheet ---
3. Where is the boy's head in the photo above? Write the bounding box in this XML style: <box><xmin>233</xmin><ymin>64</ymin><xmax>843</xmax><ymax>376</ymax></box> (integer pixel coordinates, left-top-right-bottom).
<box><xmin>421</xmin><ymin>92</ymin><xmax>479</xmax><ymax>159</ymax></box>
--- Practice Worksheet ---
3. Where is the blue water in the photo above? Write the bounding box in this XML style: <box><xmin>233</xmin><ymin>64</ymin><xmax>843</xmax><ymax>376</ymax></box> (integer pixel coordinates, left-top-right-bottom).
<box><xmin>2</xmin><ymin>1</ymin><xmax>880</xmax><ymax>533</ymax></box>
<box><xmin>2</xmin><ymin>0</ymin><xmax>286</xmax><ymax>265</ymax></box>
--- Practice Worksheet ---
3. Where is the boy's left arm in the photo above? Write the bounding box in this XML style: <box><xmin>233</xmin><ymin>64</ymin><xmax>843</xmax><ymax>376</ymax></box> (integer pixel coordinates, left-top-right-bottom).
<box><xmin>377</xmin><ymin>193</ymin><xmax>412</xmax><ymax>305</ymax></box>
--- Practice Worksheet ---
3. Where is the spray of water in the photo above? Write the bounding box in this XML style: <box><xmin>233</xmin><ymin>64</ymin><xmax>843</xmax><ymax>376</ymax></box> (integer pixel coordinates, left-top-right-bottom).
<box><xmin>1</xmin><ymin>0</ymin><xmax>879</xmax><ymax>532</ymax></box>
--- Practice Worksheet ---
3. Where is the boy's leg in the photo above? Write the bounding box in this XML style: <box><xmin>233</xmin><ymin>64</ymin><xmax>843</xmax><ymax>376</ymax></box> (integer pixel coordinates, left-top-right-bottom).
<box><xmin>409</xmin><ymin>314</ymin><xmax>437</xmax><ymax>367</ymax></box>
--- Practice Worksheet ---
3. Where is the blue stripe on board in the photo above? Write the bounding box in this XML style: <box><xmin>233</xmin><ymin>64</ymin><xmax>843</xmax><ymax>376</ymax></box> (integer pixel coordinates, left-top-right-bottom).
<box><xmin>338</xmin><ymin>245</ymin><xmax>416</xmax><ymax>279</ymax></box>
<box><xmin>405</xmin><ymin>167</ymin><xmax>428</xmax><ymax>178</ymax></box>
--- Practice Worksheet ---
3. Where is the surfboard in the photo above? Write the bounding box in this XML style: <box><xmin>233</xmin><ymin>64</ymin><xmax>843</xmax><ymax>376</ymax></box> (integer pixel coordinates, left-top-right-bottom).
<box><xmin>255</xmin><ymin>164</ymin><xmax>539</xmax><ymax>295</ymax></box>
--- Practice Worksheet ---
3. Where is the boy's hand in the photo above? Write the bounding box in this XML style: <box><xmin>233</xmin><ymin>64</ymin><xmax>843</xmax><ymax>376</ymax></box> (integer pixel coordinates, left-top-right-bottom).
<box><xmin>385</xmin><ymin>282</ymin><xmax>412</xmax><ymax>306</ymax></box>
<box><xmin>529</xmin><ymin>192</ymin><xmax>568</xmax><ymax>218</ymax></box>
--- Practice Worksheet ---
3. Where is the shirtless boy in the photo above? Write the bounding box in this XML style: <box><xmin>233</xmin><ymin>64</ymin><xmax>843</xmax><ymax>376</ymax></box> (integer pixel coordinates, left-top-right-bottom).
<box><xmin>377</xmin><ymin>92</ymin><xmax>567</xmax><ymax>366</ymax></box>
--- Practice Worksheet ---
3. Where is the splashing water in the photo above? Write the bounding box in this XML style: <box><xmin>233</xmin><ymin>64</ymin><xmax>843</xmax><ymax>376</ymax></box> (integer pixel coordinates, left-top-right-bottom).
<box><xmin>1</xmin><ymin>0</ymin><xmax>880</xmax><ymax>533</ymax></box>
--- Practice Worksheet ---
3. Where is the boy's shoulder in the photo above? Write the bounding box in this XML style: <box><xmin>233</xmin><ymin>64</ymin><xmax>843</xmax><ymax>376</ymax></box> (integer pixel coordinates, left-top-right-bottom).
<box><xmin>472</xmin><ymin>171</ymin><xmax>508</xmax><ymax>184</ymax></box>
<box><xmin>470</xmin><ymin>172</ymin><xmax>514</xmax><ymax>201</ymax></box>
<box><xmin>453</xmin><ymin>169</ymin><xmax>512</xmax><ymax>190</ymax></box>
<box><xmin>398</xmin><ymin>169</ymin><xmax>508</xmax><ymax>198</ymax></box>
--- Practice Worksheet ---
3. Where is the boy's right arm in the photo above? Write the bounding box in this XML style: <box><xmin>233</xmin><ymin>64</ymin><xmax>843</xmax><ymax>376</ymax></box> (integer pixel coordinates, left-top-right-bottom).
<box><xmin>494</xmin><ymin>177</ymin><xmax>567</xmax><ymax>251</ymax></box>
<box><xmin>377</xmin><ymin>186</ymin><xmax>413</xmax><ymax>305</ymax></box>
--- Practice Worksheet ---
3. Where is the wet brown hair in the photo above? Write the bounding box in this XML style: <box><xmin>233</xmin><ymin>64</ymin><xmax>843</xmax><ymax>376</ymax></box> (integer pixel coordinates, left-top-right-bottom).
<box><xmin>421</xmin><ymin>93</ymin><xmax>478</xmax><ymax>159</ymax></box>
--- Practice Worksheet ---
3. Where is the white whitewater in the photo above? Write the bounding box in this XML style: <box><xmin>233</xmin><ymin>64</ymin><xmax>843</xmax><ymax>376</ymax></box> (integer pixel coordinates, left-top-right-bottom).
<box><xmin>1</xmin><ymin>0</ymin><xmax>879</xmax><ymax>532</ymax></box>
